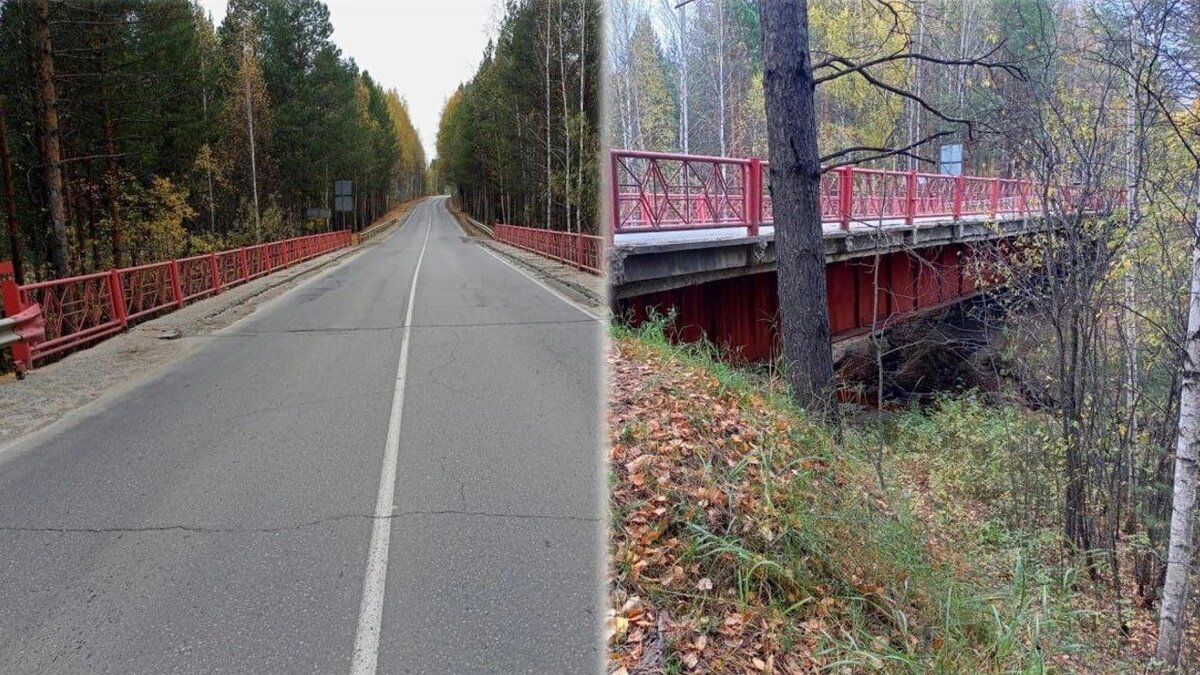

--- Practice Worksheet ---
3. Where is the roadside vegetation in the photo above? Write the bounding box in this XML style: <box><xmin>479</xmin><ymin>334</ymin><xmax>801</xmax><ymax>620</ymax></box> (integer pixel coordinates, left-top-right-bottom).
<box><xmin>0</xmin><ymin>0</ymin><xmax>427</xmax><ymax>283</ymax></box>
<box><xmin>607</xmin><ymin>316</ymin><xmax>1199</xmax><ymax>673</ymax></box>
<box><xmin>434</xmin><ymin>0</ymin><xmax>600</xmax><ymax>235</ymax></box>
<box><xmin>609</xmin><ymin>0</ymin><xmax>1200</xmax><ymax>666</ymax></box>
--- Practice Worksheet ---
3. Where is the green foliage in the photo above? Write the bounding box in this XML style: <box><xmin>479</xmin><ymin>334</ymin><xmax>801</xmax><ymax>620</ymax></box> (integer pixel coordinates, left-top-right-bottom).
<box><xmin>0</xmin><ymin>0</ymin><xmax>427</xmax><ymax>279</ymax></box>
<box><xmin>435</xmin><ymin>0</ymin><xmax>600</xmax><ymax>232</ymax></box>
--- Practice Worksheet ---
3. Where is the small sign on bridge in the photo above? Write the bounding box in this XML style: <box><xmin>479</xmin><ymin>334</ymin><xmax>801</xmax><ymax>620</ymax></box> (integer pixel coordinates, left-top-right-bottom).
<box><xmin>939</xmin><ymin>144</ymin><xmax>963</xmax><ymax>176</ymax></box>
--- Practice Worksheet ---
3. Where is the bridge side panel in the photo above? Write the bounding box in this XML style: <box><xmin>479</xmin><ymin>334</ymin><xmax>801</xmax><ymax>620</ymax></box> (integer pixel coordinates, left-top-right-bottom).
<box><xmin>617</xmin><ymin>271</ymin><xmax>780</xmax><ymax>363</ymax></box>
<box><xmin>826</xmin><ymin>262</ymin><xmax>857</xmax><ymax>335</ymax></box>
<box><xmin>616</xmin><ymin>243</ymin><xmax>991</xmax><ymax>363</ymax></box>
<box><xmin>887</xmin><ymin>252</ymin><xmax>918</xmax><ymax>316</ymax></box>
<box><xmin>960</xmin><ymin>244</ymin><xmax>979</xmax><ymax>295</ymax></box>
<box><xmin>917</xmin><ymin>249</ymin><xmax>943</xmax><ymax>308</ymax></box>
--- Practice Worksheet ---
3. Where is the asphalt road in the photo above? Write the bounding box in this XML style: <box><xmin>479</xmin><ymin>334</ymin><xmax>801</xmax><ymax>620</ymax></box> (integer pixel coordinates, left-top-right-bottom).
<box><xmin>0</xmin><ymin>197</ymin><xmax>605</xmax><ymax>674</ymax></box>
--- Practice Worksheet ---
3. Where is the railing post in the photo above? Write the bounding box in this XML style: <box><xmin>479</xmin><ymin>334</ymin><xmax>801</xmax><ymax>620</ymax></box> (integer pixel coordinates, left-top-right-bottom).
<box><xmin>0</xmin><ymin>272</ymin><xmax>31</xmax><ymax>368</ymax></box>
<box><xmin>169</xmin><ymin>260</ymin><xmax>184</xmax><ymax>308</ymax></box>
<box><xmin>209</xmin><ymin>253</ymin><xmax>221</xmax><ymax>294</ymax></box>
<box><xmin>905</xmin><ymin>170</ymin><xmax>917</xmax><ymax>226</ymax></box>
<box><xmin>107</xmin><ymin>269</ymin><xmax>128</xmax><ymax>328</ymax></box>
<box><xmin>239</xmin><ymin>247</ymin><xmax>249</xmax><ymax>281</ymax></box>
<box><xmin>748</xmin><ymin>158</ymin><xmax>762</xmax><ymax>237</ymax></box>
<box><xmin>989</xmin><ymin>177</ymin><xmax>1000</xmax><ymax>217</ymax></box>
<box><xmin>609</xmin><ymin>151</ymin><xmax>619</xmax><ymax>243</ymax></box>
<box><xmin>953</xmin><ymin>174</ymin><xmax>964</xmax><ymax>220</ymax></box>
<box><xmin>839</xmin><ymin>166</ymin><xmax>853</xmax><ymax>230</ymax></box>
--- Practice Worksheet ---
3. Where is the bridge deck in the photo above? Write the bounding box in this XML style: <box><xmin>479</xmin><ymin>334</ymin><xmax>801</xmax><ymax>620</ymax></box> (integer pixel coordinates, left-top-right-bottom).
<box><xmin>610</xmin><ymin>210</ymin><xmax>1048</xmax><ymax>298</ymax></box>
<box><xmin>612</xmin><ymin>212</ymin><xmax>1017</xmax><ymax>249</ymax></box>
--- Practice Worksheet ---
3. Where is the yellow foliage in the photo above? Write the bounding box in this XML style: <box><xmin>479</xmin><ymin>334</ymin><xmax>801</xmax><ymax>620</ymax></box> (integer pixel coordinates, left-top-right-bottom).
<box><xmin>124</xmin><ymin>177</ymin><xmax>195</xmax><ymax>262</ymax></box>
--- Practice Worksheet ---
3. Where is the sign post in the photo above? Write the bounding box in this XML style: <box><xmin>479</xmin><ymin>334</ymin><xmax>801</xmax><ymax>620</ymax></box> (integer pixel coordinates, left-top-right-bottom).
<box><xmin>334</xmin><ymin>180</ymin><xmax>354</xmax><ymax>231</ymax></box>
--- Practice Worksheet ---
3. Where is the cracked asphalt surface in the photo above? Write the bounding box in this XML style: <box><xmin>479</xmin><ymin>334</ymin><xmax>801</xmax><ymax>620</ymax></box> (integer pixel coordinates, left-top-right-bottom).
<box><xmin>0</xmin><ymin>197</ymin><xmax>604</xmax><ymax>673</ymax></box>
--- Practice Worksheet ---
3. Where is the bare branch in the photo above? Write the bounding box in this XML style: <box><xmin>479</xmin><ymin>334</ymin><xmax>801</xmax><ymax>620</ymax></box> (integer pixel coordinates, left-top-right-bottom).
<box><xmin>813</xmin><ymin>43</ymin><xmax>1024</xmax><ymax>85</ymax></box>
<box><xmin>820</xmin><ymin>130</ymin><xmax>954</xmax><ymax>169</ymax></box>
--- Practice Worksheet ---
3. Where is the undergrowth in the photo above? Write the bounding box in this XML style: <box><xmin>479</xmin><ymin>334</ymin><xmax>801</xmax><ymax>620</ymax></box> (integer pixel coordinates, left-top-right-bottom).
<box><xmin>608</xmin><ymin>315</ymin><xmax>1104</xmax><ymax>673</ymax></box>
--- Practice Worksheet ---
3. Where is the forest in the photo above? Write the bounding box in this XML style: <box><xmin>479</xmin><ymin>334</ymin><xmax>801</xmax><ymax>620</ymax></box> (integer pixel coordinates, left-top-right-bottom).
<box><xmin>0</xmin><ymin>0</ymin><xmax>427</xmax><ymax>283</ymax></box>
<box><xmin>435</xmin><ymin>0</ymin><xmax>601</xmax><ymax>234</ymax></box>
<box><xmin>608</xmin><ymin>0</ymin><xmax>1200</xmax><ymax>668</ymax></box>
<box><xmin>609</xmin><ymin>0</ymin><xmax>1139</xmax><ymax>173</ymax></box>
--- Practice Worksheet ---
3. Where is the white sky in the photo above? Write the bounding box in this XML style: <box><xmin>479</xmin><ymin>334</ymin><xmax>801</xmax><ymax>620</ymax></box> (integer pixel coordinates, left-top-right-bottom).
<box><xmin>197</xmin><ymin>0</ymin><xmax>500</xmax><ymax>161</ymax></box>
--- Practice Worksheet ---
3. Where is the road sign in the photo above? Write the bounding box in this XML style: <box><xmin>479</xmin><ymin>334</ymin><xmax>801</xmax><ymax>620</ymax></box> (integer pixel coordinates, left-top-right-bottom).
<box><xmin>334</xmin><ymin>180</ymin><xmax>353</xmax><ymax>197</ymax></box>
<box><xmin>306</xmin><ymin>207</ymin><xmax>331</xmax><ymax>219</ymax></box>
<box><xmin>335</xmin><ymin>196</ymin><xmax>354</xmax><ymax>213</ymax></box>
<box><xmin>939</xmin><ymin>144</ymin><xmax>963</xmax><ymax>175</ymax></box>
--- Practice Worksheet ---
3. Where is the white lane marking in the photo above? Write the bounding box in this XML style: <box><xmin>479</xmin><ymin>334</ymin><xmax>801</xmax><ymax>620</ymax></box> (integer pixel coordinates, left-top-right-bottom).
<box><xmin>350</xmin><ymin>201</ymin><xmax>433</xmax><ymax>675</ymax></box>
<box><xmin>476</xmin><ymin>243</ymin><xmax>604</xmax><ymax>322</ymax></box>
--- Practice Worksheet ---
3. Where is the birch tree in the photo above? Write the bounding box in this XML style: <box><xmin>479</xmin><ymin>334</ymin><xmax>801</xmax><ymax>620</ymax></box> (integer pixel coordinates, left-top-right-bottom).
<box><xmin>1158</xmin><ymin>170</ymin><xmax>1200</xmax><ymax>667</ymax></box>
<box><xmin>659</xmin><ymin>0</ymin><xmax>690</xmax><ymax>153</ymax></box>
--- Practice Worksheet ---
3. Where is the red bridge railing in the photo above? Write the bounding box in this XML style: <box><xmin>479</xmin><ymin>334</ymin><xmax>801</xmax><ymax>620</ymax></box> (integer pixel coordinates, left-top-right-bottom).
<box><xmin>494</xmin><ymin>223</ymin><xmax>603</xmax><ymax>274</ymax></box>
<box><xmin>610</xmin><ymin>149</ymin><xmax>1119</xmax><ymax>235</ymax></box>
<box><xmin>0</xmin><ymin>230</ymin><xmax>352</xmax><ymax>369</ymax></box>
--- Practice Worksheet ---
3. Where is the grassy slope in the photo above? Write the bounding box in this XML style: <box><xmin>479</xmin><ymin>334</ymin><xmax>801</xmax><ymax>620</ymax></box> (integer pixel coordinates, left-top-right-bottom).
<box><xmin>606</xmin><ymin>325</ymin><xmax>1130</xmax><ymax>674</ymax></box>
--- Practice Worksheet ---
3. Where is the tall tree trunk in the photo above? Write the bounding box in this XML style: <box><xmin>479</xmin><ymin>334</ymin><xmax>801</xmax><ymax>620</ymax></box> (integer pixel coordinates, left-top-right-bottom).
<box><xmin>558</xmin><ymin>6</ymin><xmax>572</xmax><ymax>233</ymax></box>
<box><xmin>1122</xmin><ymin>22</ymin><xmax>1141</xmax><ymax>533</ymax></box>
<box><xmin>244</xmin><ymin>44</ymin><xmax>262</xmax><ymax>242</ymax></box>
<box><xmin>907</xmin><ymin>6</ymin><xmax>925</xmax><ymax>171</ymax></box>
<box><xmin>102</xmin><ymin>101</ymin><xmax>123</xmax><ymax>268</ymax></box>
<box><xmin>716</xmin><ymin>0</ymin><xmax>726</xmax><ymax>157</ymax></box>
<box><xmin>64</xmin><ymin>164</ymin><xmax>83</xmax><ymax>272</ymax></box>
<box><xmin>201</xmin><ymin>46</ymin><xmax>216</xmax><ymax>234</ymax></box>
<box><xmin>35</xmin><ymin>0</ymin><xmax>69</xmax><ymax>278</ymax></box>
<box><xmin>759</xmin><ymin>0</ymin><xmax>837</xmax><ymax>415</ymax></box>
<box><xmin>577</xmin><ymin>0</ymin><xmax>587</xmax><ymax>234</ymax></box>
<box><xmin>678</xmin><ymin>1</ymin><xmax>689</xmax><ymax>153</ymax></box>
<box><xmin>87</xmin><ymin>192</ymin><xmax>100</xmax><ymax>271</ymax></box>
<box><xmin>92</xmin><ymin>14</ymin><xmax>124</xmax><ymax>269</ymax></box>
<box><xmin>1157</xmin><ymin>170</ymin><xmax>1200</xmax><ymax>668</ymax></box>
<box><xmin>0</xmin><ymin>97</ymin><xmax>24</xmax><ymax>284</ymax></box>
<box><xmin>545</xmin><ymin>1</ymin><xmax>553</xmax><ymax>230</ymax></box>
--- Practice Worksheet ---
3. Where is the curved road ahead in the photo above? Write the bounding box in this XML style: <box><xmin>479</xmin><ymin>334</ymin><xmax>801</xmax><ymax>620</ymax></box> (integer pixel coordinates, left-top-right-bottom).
<box><xmin>0</xmin><ymin>197</ymin><xmax>604</xmax><ymax>673</ymax></box>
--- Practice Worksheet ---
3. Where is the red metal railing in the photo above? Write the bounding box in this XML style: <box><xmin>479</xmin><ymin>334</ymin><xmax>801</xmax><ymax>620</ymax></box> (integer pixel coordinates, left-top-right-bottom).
<box><xmin>0</xmin><ymin>230</ymin><xmax>352</xmax><ymax>368</ymax></box>
<box><xmin>494</xmin><ymin>223</ymin><xmax>603</xmax><ymax>274</ymax></box>
<box><xmin>611</xmin><ymin>149</ymin><xmax>1119</xmax><ymax>235</ymax></box>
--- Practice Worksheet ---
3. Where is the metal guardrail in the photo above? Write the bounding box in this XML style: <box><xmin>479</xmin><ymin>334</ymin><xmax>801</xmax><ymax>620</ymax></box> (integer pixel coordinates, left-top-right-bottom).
<box><xmin>0</xmin><ymin>261</ymin><xmax>43</xmax><ymax>374</ymax></box>
<box><xmin>0</xmin><ymin>304</ymin><xmax>44</xmax><ymax>349</ymax></box>
<box><xmin>1</xmin><ymin>231</ymin><xmax>352</xmax><ymax>370</ymax></box>
<box><xmin>359</xmin><ymin>216</ymin><xmax>395</xmax><ymax>242</ymax></box>
<box><xmin>463</xmin><ymin>214</ymin><xmax>494</xmax><ymax>238</ymax></box>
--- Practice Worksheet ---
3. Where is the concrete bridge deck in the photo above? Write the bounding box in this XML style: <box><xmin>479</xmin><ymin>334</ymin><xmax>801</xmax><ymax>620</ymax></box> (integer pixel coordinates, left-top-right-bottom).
<box><xmin>610</xmin><ymin>211</ymin><xmax>1044</xmax><ymax>298</ymax></box>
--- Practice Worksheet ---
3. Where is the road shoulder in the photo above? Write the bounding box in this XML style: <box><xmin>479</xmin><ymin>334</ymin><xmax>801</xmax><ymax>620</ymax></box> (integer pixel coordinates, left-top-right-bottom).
<box><xmin>446</xmin><ymin>205</ymin><xmax>608</xmax><ymax>315</ymax></box>
<box><xmin>0</xmin><ymin>210</ymin><xmax>418</xmax><ymax>449</ymax></box>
